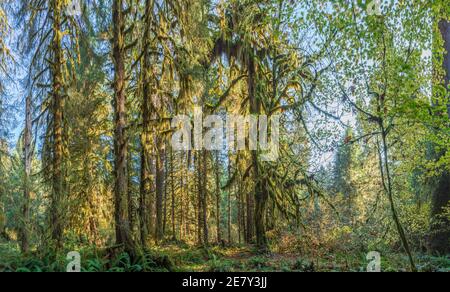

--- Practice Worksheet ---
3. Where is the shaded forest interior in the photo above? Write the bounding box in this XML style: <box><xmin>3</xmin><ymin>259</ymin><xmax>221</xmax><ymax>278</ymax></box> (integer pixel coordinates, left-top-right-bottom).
<box><xmin>0</xmin><ymin>0</ymin><xmax>449</xmax><ymax>272</ymax></box>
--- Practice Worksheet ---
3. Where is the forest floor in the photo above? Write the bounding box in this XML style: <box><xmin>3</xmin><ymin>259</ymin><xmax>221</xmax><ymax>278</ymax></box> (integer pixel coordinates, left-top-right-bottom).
<box><xmin>152</xmin><ymin>243</ymin><xmax>450</xmax><ymax>272</ymax></box>
<box><xmin>0</xmin><ymin>240</ymin><xmax>449</xmax><ymax>272</ymax></box>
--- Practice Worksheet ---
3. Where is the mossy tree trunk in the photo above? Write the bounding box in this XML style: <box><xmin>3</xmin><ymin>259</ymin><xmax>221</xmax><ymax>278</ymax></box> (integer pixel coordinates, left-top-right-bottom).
<box><xmin>50</xmin><ymin>0</ymin><xmax>65</xmax><ymax>249</ymax></box>
<box><xmin>112</xmin><ymin>0</ymin><xmax>137</xmax><ymax>256</ymax></box>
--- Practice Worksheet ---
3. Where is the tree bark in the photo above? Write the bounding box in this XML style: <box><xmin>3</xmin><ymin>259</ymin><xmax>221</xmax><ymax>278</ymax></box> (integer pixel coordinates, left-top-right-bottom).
<box><xmin>227</xmin><ymin>157</ymin><xmax>232</xmax><ymax>244</ymax></box>
<box><xmin>170</xmin><ymin>148</ymin><xmax>176</xmax><ymax>240</ymax></box>
<box><xmin>215</xmin><ymin>152</ymin><xmax>222</xmax><ymax>243</ymax></box>
<box><xmin>50</xmin><ymin>0</ymin><xmax>64</xmax><ymax>249</ymax></box>
<box><xmin>180</xmin><ymin>164</ymin><xmax>185</xmax><ymax>240</ymax></box>
<box><xmin>112</xmin><ymin>0</ymin><xmax>136</xmax><ymax>256</ymax></box>
<box><xmin>139</xmin><ymin>0</ymin><xmax>155</xmax><ymax>247</ymax></box>
<box><xmin>127</xmin><ymin>154</ymin><xmax>135</xmax><ymax>237</ymax></box>
<box><xmin>163</xmin><ymin>155</ymin><xmax>168</xmax><ymax>234</ymax></box>
<box><xmin>248</xmin><ymin>57</ymin><xmax>267</xmax><ymax>250</ymax></box>
<box><xmin>202</xmin><ymin>150</ymin><xmax>209</xmax><ymax>246</ymax></box>
<box><xmin>155</xmin><ymin>145</ymin><xmax>165</xmax><ymax>242</ymax></box>
<box><xmin>430</xmin><ymin>20</ymin><xmax>450</xmax><ymax>254</ymax></box>
<box><xmin>196</xmin><ymin>152</ymin><xmax>202</xmax><ymax>245</ymax></box>
<box><xmin>139</xmin><ymin>147</ymin><xmax>150</xmax><ymax>246</ymax></box>
<box><xmin>21</xmin><ymin>95</ymin><xmax>32</xmax><ymax>253</ymax></box>
<box><xmin>237</xmin><ymin>176</ymin><xmax>242</xmax><ymax>244</ymax></box>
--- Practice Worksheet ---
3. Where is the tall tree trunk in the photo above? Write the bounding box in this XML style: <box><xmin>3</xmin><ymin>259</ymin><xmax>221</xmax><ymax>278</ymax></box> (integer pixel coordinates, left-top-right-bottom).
<box><xmin>430</xmin><ymin>19</ymin><xmax>450</xmax><ymax>254</ymax></box>
<box><xmin>127</xmin><ymin>154</ymin><xmax>135</xmax><ymax>236</ymax></box>
<box><xmin>248</xmin><ymin>57</ymin><xmax>267</xmax><ymax>249</ymax></box>
<box><xmin>170</xmin><ymin>148</ymin><xmax>176</xmax><ymax>240</ymax></box>
<box><xmin>21</xmin><ymin>95</ymin><xmax>32</xmax><ymax>253</ymax></box>
<box><xmin>237</xmin><ymin>176</ymin><xmax>242</xmax><ymax>244</ymax></box>
<box><xmin>50</xmin><ymin>0</ymin><xmax>64</xmax><ymax>249</ymax></box>
<box><xmin>163</xmin><ymin>155</ymin><xmax>168</xmax><ymax>234</ymax></box>
<box><xmin>139</xmin><ymin>146</ymin><xmax>149</xmax><ymax>246</ymax></box>
<box><xmin>112</xmin><ymin>0</ymin><xmax>136</xmax><ymax>256</ymax></box>
<box><xmin>88</xmin><ymin>194</ymin><xmax>100</xmax><ymax>245</ymax></box>
<box><xmin>139</xmin><ymin>0</ymin><xmax>155</xmax><ymax>247</ymax></box>
<box><xmin>254</xmin><ymin>177</ymin><xmax>269</xmax><ymax>251</ymax></box>
<box><xmin>196</xmin><ymin>152</ymin><xmax>202</xmax><ymax>245</ymax></box>
<box><xmin>242</xmin><ymin>187</ymin><xmax>247</xmax><ymax>244</ymax></box>
<box><xmin>155</xmin><ymin>146</ymin><xmax>165</xmax><ymax>242</ymax></box>
<box><xmin>180</xmin><ymin>167</ymin><xmax>184</xmax><ymax>240</ymax></box>
<box><xmin>227</xmin><ymin>157</ymin><xmax>232</xmax><ymax>243</ymax></box>
<box><xmin>202</xmin><ymin>150</ymin><xmax>209</xmax><ymax>246</ymax></box>
<box><xmin>215</xmin><ymin>152</ymin><xmax>222</xmax><ymax>243</ymax></box>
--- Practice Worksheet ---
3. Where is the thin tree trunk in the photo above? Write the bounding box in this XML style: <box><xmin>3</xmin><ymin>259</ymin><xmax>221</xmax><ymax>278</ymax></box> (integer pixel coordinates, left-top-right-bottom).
<box><xmin>379</xmin><ymin>128</ymin><xmax>416</xmax><ymax>272</ymax></box>
<box><xmin>155</xmin><ymin>145</ymin><xmax>165</xmax><ymax>242</ymax></box>
<box><xmin>196</xmin><ymin>152</ymin><xmax>202</xmax><ymax>245</ymax></box>
<box><xmin>139</xmin><ymin>147</ymin><xmax>149</xmax><ymax>246</ymax></box>
<box><xmin>237</xmin><ymin>176</ymin><xmax>242</xmax><ymax>244</ymax></box>
<box><xmin>180</xmin><ymin>166</ymin><xmax>184</xmax><ymax>240</ymax></box>
<box><xmin>163</xmin><ymin>154</ymin><xmax>168</xmax><ymax>235</ymax></box>
<box><xmin>227</xmin><ymin>158</ymin><xmax>232</xmax><ymax>244</ymax></box>
<box><xmin>215</xmin><ymin>152</ymin><xmax>222</xmax><ymax>243</ymax></box>
<box><xmin>202</xmin><ymin>150</ymin><xmax>209</xmax><ymax>246</ymax></box>
<box><xmin>21</xmin><ymin>95</ymin><xmax>32</xmax><ymax>253</ymax></box>
<box><xmin>170</xmin><ymin>148</ymin><xmax>176</xmax><ymax>240</ymax></box>
<box><xmin>127</xmin><ymin>155</ymin><xmax>135</xmax><ymax>237</ymax></box>
<box><xmin>242</xmin><ymin>186</ymin><xmax>247</xmax><ymax>244</ymax></box>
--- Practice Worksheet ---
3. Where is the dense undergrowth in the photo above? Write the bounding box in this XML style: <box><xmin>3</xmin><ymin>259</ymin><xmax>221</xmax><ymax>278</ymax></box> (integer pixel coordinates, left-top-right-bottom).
<box><xmin>0</xmin><ymin>241</ymin><xmax>172</xmax><ymax>272</ymax></box>
<box><xmin>0</xmin><ymin>240</ymin><xmax>448</xmax><ymax>272</ymax></box>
